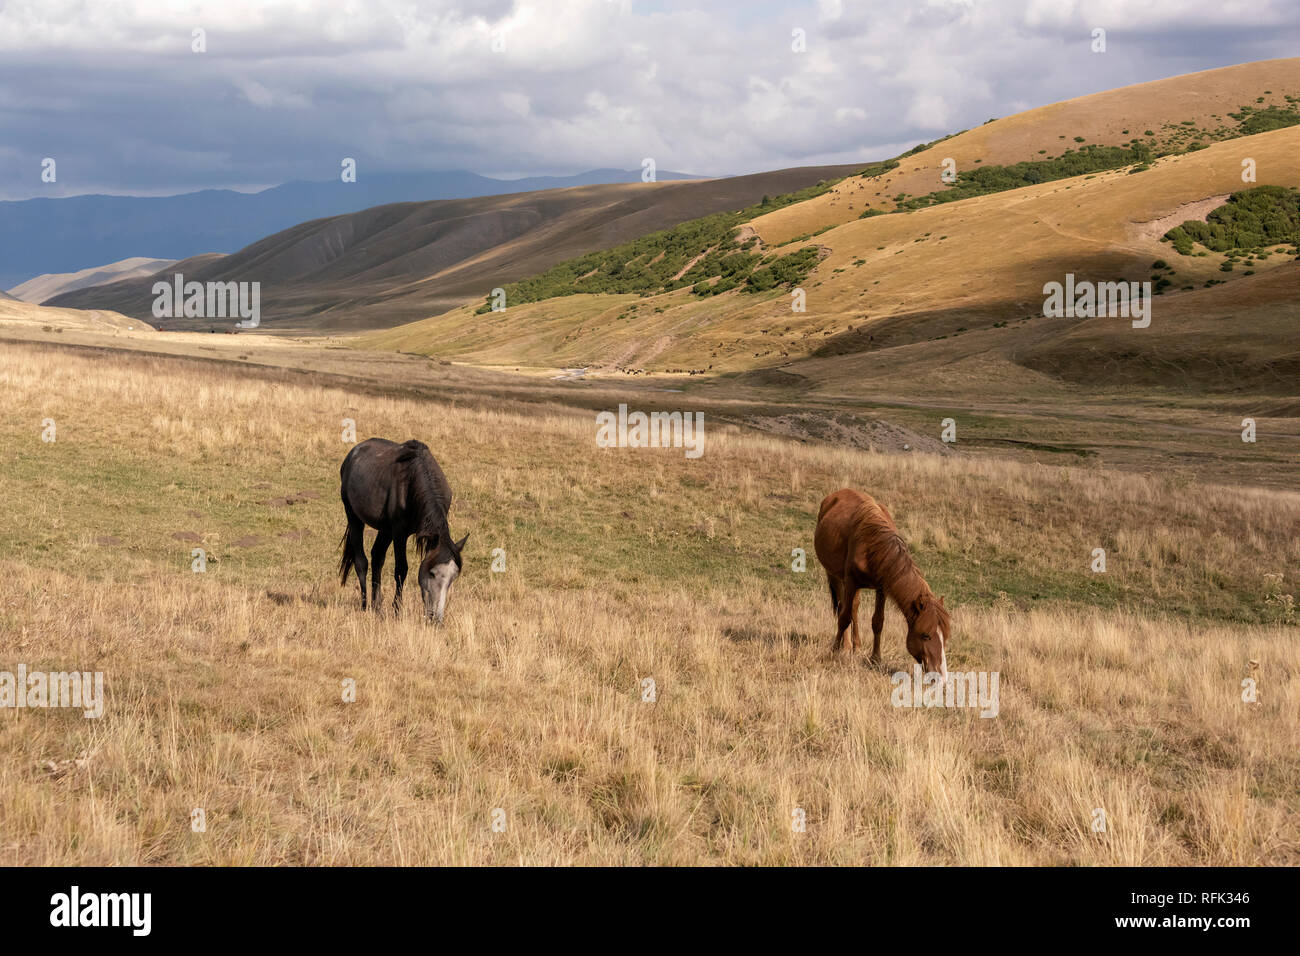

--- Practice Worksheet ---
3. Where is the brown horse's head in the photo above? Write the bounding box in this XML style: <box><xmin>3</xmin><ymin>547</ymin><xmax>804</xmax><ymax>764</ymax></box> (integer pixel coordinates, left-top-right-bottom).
<box><xmin>906</xmin><ymin>594</ymin><xmax>950</xmax><ymax>680</ymax></box>
<box><xmin>417</xmin><ymin>531</ymin><xmax>469</xmax><ymax>624</ymax></box>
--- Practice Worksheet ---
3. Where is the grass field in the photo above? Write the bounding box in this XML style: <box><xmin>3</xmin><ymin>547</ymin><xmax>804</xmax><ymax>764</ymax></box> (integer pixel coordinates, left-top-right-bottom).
<box><xmin>1</xmin><ymin>339</ymin><xmax>1296</xmax><ymax>864</ymax></box>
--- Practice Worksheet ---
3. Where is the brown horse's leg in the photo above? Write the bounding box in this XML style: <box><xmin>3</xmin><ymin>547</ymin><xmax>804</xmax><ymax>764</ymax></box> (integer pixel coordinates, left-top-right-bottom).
<box><xmin>850</xmin><ymin>589</ymin><xmax>862</xmax><ymax>651</ymax></box>
<box><xmin>834</xmin><ymin>582</ymin><xmax>857</xmax><ymax>655</ymax></box>
<box><xmin>369</xmin><ymin>531</ymin><xmax>391</xmax><ymax>612</ymax></box>
<box><xmin>870</xmin><ymin>588</ymin><xmax>885</xmax><ymax>664</ymax></box>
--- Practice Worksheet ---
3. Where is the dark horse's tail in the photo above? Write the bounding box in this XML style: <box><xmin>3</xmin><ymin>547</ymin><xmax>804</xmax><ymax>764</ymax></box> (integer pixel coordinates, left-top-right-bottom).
<box><xmin>338</xmin><ymin>527</ymin><xmax>356</xmax><ymax>585</ymax></box>
<box><xmin>339</xmin><ymin>448</ymin><xmax>358</xmax><ymax>586</ymax></box>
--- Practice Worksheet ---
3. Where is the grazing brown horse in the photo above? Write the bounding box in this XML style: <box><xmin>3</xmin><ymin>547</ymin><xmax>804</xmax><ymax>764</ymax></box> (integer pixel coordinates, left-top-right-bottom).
<box><xmin>813</xmin><ymin>488</ymin><xmax>950</xmax><ymax>678</ymax></box>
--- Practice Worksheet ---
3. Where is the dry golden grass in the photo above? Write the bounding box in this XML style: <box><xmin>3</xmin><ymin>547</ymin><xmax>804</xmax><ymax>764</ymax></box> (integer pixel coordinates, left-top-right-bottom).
<box><xmin>1</xmin><ymin>341</ymin><xmax>1296</xmax><ymax>865</ymax></box>
<box><xmin>0</xmin><ymin>298</ymin><xmax>148</xmax><ymax>333</ymax></box>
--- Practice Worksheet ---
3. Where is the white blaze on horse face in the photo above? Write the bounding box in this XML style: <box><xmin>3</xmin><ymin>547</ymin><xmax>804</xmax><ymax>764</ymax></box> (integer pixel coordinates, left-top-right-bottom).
<box><xmin>429</xmin><ymin>560</ymin><xmax>459</xmax><ymax>622</ymax></box>
<box><xmin>936</xmin><ymin>627</ymin><xmax>948</xmax><ymax>682</ymax></box>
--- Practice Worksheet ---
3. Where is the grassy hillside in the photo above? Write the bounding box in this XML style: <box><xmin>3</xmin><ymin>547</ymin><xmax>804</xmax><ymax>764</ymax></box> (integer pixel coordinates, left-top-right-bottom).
<box><xmin>0</xmin><ymin>298</ymin><xmax>151</xmax><ymax>333</ymax></box>
<box><xmin>460</xmin><ymin>82</ymin><xmax>1297</xmax><ymax>319</ymax></box>
<box><xmin>359</xmin><ymin>123</ymin><xmax>1300</xmax><ymax>398</ymax></box>
<box><xmin>47</xmin><ymin>164</ymin><xmax>866</xmax><ymax>333</ymax></box>
<box><xmin>751</xmin><ymin>57</ymin><xmax>1300</xmax><ymax>245</ymax></box>
<box><xmin>1</xmin><ymin>339</ymin><xmax>1295</xmax><ymax>864</ymax></box>
<box><xmin>471</xmin><ymin>161</ymin><xmax>900</xmax><ymax>311</ymax></box>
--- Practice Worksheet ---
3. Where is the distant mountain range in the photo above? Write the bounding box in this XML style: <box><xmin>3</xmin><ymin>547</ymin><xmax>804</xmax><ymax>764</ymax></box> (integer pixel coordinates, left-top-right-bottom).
<box><xmin>0</xmin><ymin>168</ymin><xmax>702</xmax><ymax>290</ymax></box>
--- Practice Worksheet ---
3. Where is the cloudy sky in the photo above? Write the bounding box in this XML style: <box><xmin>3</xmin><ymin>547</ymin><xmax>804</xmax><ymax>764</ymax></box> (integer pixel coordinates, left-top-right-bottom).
<box><xmin>1</xmin><ymin>0</ymin><xmax>1296</xmax><ymax>200</ymax></box>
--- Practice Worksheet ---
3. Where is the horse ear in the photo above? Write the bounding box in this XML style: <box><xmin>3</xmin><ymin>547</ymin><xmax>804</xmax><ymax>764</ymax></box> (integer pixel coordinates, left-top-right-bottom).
<box><xmin>939</xmin><ymin>595</ymin><xmax>946</xmax><ymax>608</ymax></box>
<box><xmin>454</xmin><ymin>532</ymin><xmax>470</xmax><ymax>552</ymax></box>
<box><xmin>910</xmin><ymin>596</ymin><xmax>926</xmax><ymax>617</ymax></box>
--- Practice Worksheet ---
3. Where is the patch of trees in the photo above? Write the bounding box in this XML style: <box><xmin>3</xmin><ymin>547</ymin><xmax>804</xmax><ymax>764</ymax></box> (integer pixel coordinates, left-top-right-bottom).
<box><xmin>1228</xmin><ymin>104</ymin><xmax>1300</xmax><ymax>136</ymax></box>
<box><xmin>859</xmin><ymin>160</ymin><xmax>900</xmax><ymax>178</ymax></box>
<box><xmin>893</xmin><ymin>144</ymin><xmax>1155</xmax><ymax>211</ymax></box>
<box><xmin>1163</xmin><ymin>185</ymin><xmax>1300</xmax><ymax>255</ymax></box>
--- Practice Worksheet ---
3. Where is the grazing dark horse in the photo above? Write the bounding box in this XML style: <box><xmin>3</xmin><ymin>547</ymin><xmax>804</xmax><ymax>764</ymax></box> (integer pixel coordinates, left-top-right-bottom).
<box><xmin>338</xmin><ymin>438</ymin><xmax>468</xmax><ymax>622</ymax></box>
<box><xmin>813</xmin><ymin>488</ymin><xmax>950</xmax><ymax>678</ymax></box>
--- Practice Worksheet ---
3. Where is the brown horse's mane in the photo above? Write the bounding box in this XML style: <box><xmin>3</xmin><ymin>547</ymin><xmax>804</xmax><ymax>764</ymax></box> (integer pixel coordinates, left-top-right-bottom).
<box><xmin>852</xmin><ymin>499</ymin><xmax>947</xmax><ymax>629</ymax></box>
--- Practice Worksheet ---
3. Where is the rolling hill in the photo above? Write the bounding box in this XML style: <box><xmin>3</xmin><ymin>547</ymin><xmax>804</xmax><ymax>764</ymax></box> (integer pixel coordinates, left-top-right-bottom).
<box><xmin>0</xmin><ymin>297</ymin><xmax>150</xmax><ymax>333</ymax></box>
<box><xmin>0</xmin><ymin>167</ymin><xmax>703</xmax><ymax>291</ymax></box>
<box><xmin>47</xmin><ymin>164</ymin><xmax>865</xmax><ymax>331</ymax></box>
<box><xmin>10</xmin><ymin>256</ymin><xmax>176</xmax><ymax>304</ymax></box>
<box><xmin>360</xmin><ymin>60</ymin><xmax>1300</xmax><ymax>403</ymax></box>
<box><xmin>750</xmin><ymin>57</ymin><xmax>1300</xmax><ymax>245</ymax></box>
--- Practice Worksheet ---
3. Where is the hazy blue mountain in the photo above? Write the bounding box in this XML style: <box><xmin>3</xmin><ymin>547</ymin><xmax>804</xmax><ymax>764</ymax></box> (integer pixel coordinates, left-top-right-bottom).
<box><xmin>0</xmin><ymin>168</ymin><xmax>703</xmax><ymax>290</ymax></box>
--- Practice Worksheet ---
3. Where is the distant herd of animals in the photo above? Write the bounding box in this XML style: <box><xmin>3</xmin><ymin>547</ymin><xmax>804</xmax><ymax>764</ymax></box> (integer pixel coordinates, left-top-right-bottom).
<box><xmin>339</xmin><ymin>438</ymin><xmax>950</xmax><ymax>675</ymax></box>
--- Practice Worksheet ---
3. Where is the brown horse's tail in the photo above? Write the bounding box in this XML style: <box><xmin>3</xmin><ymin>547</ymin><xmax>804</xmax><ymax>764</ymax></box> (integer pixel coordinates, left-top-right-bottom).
<box><xmin>338</xmin><ymin>527</ymin><xmax>356</xmax><ymax>586</ymax></box>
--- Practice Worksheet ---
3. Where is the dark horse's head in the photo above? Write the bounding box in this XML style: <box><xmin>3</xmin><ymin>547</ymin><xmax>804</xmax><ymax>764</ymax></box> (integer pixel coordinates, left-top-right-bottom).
<box><xmin>416</xmin><ymin>530</ymin><xmax>470</xmax><ymax>624</ymax></box>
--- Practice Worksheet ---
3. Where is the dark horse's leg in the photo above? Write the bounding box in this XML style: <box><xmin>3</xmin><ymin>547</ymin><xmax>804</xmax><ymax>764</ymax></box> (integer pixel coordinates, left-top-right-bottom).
<box><xmin>345</xmin><ymin>515</ymin><xmax>368</xmax><ymax>610</ymax></box>
<box><xmin>834</xmin><ymin>580</ymin><xmax>858</xmax><ymax>655</ymax></box>
<box><xmin>392</xmin><ymin>535</ymin><xmax>409</xmax><ymax>613</ymax></box>
<box><xmin>826</xmin><ymin>575</ymin><xmax>840</xmax><ymax>616</ymax></box>
<box><xmin>870</xmin><ymin>588</ymin><xmax>886</xmax><ymax>664</ymax></box>
<box><xmin>369</xmin><ymin>530</ymin><xmax>391</xmax><ymax>612</ymax></box>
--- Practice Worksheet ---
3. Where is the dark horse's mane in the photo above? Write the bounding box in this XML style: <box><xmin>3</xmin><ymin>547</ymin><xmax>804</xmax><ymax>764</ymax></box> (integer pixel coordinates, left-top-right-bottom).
<box><xmin>396</xmin><ymin>440</ymin><xmax>454</xmax><ymax>559</ymax></box>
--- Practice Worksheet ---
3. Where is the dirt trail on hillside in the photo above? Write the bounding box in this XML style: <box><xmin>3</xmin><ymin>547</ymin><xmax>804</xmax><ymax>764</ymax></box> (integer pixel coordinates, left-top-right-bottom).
<box><xmin>1130</xmin><ymin>194</ymin><xmax>1230</xmax><ymax>242</ymax></box>
<box><xmin>597</xmin><ymin>340</ymin><xmax>648</xmax><ymax>371</ymax></box>
<box><xmin>597</xmin><ymin>327</ymin><xmax>684</xmax><ymax>371</ymax></box>
<box><xmin>670</xmin><ymin>247</ymin><xmax>714</xmax><ymax>281</ymax></box>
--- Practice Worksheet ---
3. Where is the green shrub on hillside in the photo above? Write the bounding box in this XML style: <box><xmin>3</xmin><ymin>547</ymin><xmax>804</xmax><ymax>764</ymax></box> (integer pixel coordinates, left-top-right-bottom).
<box><xmin>1163</xmin><ymin>185</ymin><xmax>1300</xmax><ymax>255</ymax></box>
<box><xmin>894</xmin><ymin>144</ymin><xmax>1155</xmax><ymax>211</ymax></box>
<box><xmin>744</xmin><ymin>247</ymin><xmax>820</xmax><ymax>292</ymax></box>
<box><xmin>860</xmin><ymin>160</ymin><xmax>901</xmax><ymax>178</ymax></box>
<box><xmin>1229</xmin><ymin>104</ymin><xmax>1300</xmax><ymax>135</ymax></box>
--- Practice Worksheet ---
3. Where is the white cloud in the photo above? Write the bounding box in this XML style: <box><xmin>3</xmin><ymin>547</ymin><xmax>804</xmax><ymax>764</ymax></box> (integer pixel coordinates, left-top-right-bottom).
<box><xmin>234</xmin><ymin>78</ymin><xmax>310</xmax><ymax>110</ymax></box>
<box><xmin>0</xmin><ymin>0</ymin><xmax>1296</xmax><ymax>199</ymax></box>
<box><xmin>905</xmin><ymin>93</ymin><xmax>954</xmax><ymax>132</ymax></box>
